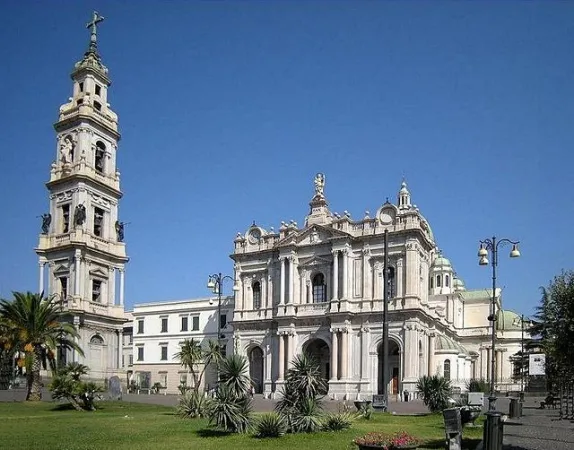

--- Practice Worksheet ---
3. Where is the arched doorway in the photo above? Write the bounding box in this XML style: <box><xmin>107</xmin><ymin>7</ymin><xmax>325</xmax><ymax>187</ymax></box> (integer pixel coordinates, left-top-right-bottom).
<box><xmin>377</xmin><ymin>339</ymin><xmax>401</xmax><ymax>396</ymax></box>
<box><xmin>303</xmin><ymin>338</ymin><xmax>330</xmax><ymax>393</ymax></box>
<box><xmin>248</xmin><ymin>346</ymin><xmax>264</xmax><ymax>394</ymax></box>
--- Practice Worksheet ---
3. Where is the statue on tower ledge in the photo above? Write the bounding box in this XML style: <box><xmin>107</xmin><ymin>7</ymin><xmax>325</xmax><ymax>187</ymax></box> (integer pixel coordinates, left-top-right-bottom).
<box><xmin>74</xmin><ymin>204</ymin><xmax>86</xmax><ymax>226</ymax></box>
<box><xmin>39</xmin><ymin>213</ymin><xmax>51</xmax><ymax>234</ymax></box>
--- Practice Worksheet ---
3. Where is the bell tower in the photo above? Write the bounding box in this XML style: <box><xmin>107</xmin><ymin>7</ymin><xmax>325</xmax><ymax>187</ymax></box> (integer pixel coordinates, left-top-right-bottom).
<box><xmin>35</xmin><ymin>12</ymin><xmax>128</xmax><ymax>379</ymax></box>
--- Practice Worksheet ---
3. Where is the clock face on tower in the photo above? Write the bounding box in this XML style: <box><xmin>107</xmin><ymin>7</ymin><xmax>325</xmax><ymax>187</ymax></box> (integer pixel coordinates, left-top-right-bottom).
<box><xmin>248</xmin><ymin>228</ymin><xmax>262</xmax><ymax>244</ymax></box>
<box><xmin>379</xmin><ymin>207</ymin><xmax>394</xmax><ymax>225</ymax></box>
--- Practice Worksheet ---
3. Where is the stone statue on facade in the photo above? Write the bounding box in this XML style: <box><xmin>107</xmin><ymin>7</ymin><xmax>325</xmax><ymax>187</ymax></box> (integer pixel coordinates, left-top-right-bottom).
<box><xmin>314</xmin><ymin>173</ymin><xmax>325</xmax><ymax>197</ymax></box>
<box><xmin>115</xmin><ymin>220</ymin><xmax>125</xmax><ymax>242</ymax></box>
<box><xmin>59</xmin><ymin>137</ymin><xmax>74</xmax><ymax>164</ymax></box>
<box><xmin>74</xmin><ymin>204</ymin><xmax>86</xmax><ymax>226</ymax></box>
<box><xmin>40</xmin><ymin>213</ymin><xmax>51</xmax><ymax>234</ymax></box>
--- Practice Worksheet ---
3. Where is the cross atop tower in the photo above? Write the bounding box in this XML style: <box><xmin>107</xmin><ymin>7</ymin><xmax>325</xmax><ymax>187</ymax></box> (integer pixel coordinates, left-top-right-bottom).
<box><xmin>86</xmin><ymin>11</ymin><xmax>105</xmax><ymax>54</ymax></box>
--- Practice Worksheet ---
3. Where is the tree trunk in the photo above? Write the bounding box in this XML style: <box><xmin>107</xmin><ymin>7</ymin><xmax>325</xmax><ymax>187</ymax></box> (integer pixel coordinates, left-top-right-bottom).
<box><xmin>26</xmin><ymin>347</ymin><xmax>43</xmax><ymax>401</ymax></box>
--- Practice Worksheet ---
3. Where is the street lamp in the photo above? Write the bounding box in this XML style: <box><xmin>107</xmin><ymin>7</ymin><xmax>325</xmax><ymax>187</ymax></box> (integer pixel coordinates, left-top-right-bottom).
<box><xmin>512</xmin><ymin>314</ymin><xmax>530</xmax><ymax>399</ymax></box>
<box><xmin>381</xmin><ymin>229</ymin><xmax>390</xmax><ymax>412</ymax></box>
<box><xmin>477</xmin><ymin>237</ymin><xmax>520</xmax><ymax>412</ymax></box>
<box><xmin>206</xmin><ymin>273</ymin><xmax>239</xmax><ymax>351</ymax></box>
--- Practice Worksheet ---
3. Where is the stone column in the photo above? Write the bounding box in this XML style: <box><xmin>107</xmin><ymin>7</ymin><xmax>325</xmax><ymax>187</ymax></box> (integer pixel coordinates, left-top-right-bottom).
<box><xmin>306</xmin><ymin>279</ymin><xmax>312</xmax><ymax>304</ymax></box>
<box><xmin>279</xmin><ymin>258</ymin><xmax>286</xmax><ymax>305</ymax></box>
<box><xmin>404</xmin><ymin>324</ymin><xmax>414</xmax><ymax>379</ymax></box>
<box><xmin>267</xmin><ymin>270</ymin><xmax>273</xmax><ymax>307</ymax></box>
<box><xmin>330</xmin><ymin>328</ymin><xmax>339</xmax><ymax>381</ymax></box>
<box><xmin>288</xmin><ymin>255</ymin><xmax>296</xmax><ymax>305</ymax></box>
<box><xmin>38</xmin><ymin>261</ymin><xmax>46</xmax><ymax>294</ymax></box>
<box><xmin>119</xmin><ymin>268</ymin><xmax>125</xmax><ymax>307</ymax></box>
<box><xmin>481</xmin><ymin>347</ymin><xmax>488</xmax><ymax>379</ymax></box>
<box><xmin>74</xmin><ymin>250</ymin><xmax>82</xmax><ymax>296</ymax></box>
<box><xmin>362</xmin><ymin>248</ymin><xmax>371</xmax><ymax>300</ymax></box>
<box><xmin>264</xmin><ymin>343</ymin><xmax>272</xmax><ymax>383</ymax></box>
<box><xmin>340</xmin><ymin>327</ymin><xmax>349</xmax><ymax>379</ymax></box>
<box><xmin>118</xmin><ymin>330</ymin><xmax>123</xmax><ymax>368</ymax></box>
<box><xmin>405</xmin><ymin>242</ymin><xmax>418</xmax><ymax>297</ymax></box>
<box><xmin>342</xmin><ymin>249</ymin><xmax>348</xmax><ymax>299</ymax></box>
<box><xmin>332</xmin><ymin>251</ymin><xmax>339</xmax><ymax>300</ymax></box>
<box><xmin>108</xmin><ymin>267</ymin><xmax>116</xmax><ymax>305</ymax></box>
<box><xmin>261</xmin><ymin>277</ymin><xmax>267</xmax><ymax>310</ymax></box>
<box><xmin>428</xmin><ymin>333</ymin><xmax>436</xmax><ymax>375</ymax></box>
<box><xmin>299</xmin><ymin>269</ymin><xmax>306</xmax><ymax>305</ymax></box>
<box><xmin>360</xmin><ymin>324</ymin><xmax>370</xmax><ymax>380</ymax></box>
<box><xmin>396</xmin><ymin>257</ymin><xmax>404</xmax><ymax>298</ymax></box>
<box><xmin>278</xmin><ymin>333</ymin><xmax>285</xmax><ymax>380</ymax></box>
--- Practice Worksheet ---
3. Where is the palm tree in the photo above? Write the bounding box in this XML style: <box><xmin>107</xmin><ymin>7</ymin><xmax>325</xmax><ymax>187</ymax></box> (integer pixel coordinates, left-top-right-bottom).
<box><xmin>416</xmin><ymin>375</ymin><xmax>452</xmax><ymax>413</ymax></box>
<box><xmin>174</xmin><ymin>338</ymin><xmax>222</xmax><ymax>393</ymax></box>
<box><xmin>0</xmin><ymin>292</ymin><xmax>83</xmax><ymax>401</ymax></box>
<box><xmin>219</xmin><ymin>354</ymin><xmax>251</xmax><ymax>398</ymax></box>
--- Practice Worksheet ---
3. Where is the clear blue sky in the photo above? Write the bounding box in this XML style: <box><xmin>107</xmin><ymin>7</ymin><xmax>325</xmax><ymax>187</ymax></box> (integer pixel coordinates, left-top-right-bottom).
<box><xmin>1</xmin><ymin>1</ymin><xmax>571</xmax><ymax>317</ymax></box>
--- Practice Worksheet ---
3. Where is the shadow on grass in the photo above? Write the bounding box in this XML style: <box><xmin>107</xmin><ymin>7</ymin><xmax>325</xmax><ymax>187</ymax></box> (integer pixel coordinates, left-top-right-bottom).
<box><xmin>420</xmin><ymin>438</ymin><xmax>481</xmax><ymax>449</ymax></box>
<box><xmin>196</xmin><ymin>428</ymin><xmax>232</xmax><ymax>438</ymax></box>
<box><xmin>49</xmin><ymin>403</ymin><xmax>77</xmax><ymax>411</ymax></box>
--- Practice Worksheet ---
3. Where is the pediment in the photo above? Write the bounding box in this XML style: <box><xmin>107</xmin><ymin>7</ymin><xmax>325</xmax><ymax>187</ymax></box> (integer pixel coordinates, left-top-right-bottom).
<box><xmin>53</xmin><ymin>264</ymin><xmax>69</xmax><ymax>274</ymax></box>
<box><xmin>298</xmin><ymin>255</ymin><xmax>332</xmax><ymax>268</ymax></box>
<box><xmin>277</xmin><ymin>224</ymin><xmax>350</xmax><ymax>247</ymax></box>
<box><xmin>89</xmin><ymin>267</ymin><xmax>108</xmax><ymax>278</ymax></box>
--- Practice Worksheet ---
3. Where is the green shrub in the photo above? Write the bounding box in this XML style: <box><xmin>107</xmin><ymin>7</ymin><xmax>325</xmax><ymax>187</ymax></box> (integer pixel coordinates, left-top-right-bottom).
<box><xmin>207</xmin><ymin>384</ymin><xmax>252</xmax><ymax>433</ymax></box>
<box><xmin>254</xmin><ymin>412</ymin><xmax>288</xmax><ymax>438</ymax></box>
<box><xmin>176</xmin><ymin>391</ymin><xmax>212</xmax><ymax>418</ymax></box>
<box><xmin>356</xmin><ymin>402</ymin><xmax>374</xmax><ymax>420</ymax></box>
<box><xmin>322</xmin><ymin>412</ymin><xmax>353</xmax><ymax>431</ymax></box>
<box><xmin>466</xmin><ymin>378</ymin><xmax>489</xmax><ymax>393</ymax></box>
<box><xmin>416</xmin><ymin>375</ymin><xmax>452</xmax><ymax>413</ymax></box>
<box><xmin>290</xmin><ymin>397</ymin><xmax>324</xmax><ymax>433</ymax></box>
<box><xmin>49</xmin><ymin>363</ymin><xmax>104</xmax><ymax>411</ymax></box>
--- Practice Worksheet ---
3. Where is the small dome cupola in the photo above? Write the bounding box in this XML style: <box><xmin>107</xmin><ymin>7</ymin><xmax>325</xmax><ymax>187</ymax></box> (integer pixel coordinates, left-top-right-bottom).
<box><xmin>453</xmin><ymin>275</ymin><xmax>466</xmax><ymax>292</ymax></box>
<box><xmin>430</xmin><ymin>251</ymin><xmax>454</xmax><ymax>295</ymax></box>
<box><xmin>397</xmin><ymin>179</ymin><xmax>411</xmax><ymax>210</ymax></box>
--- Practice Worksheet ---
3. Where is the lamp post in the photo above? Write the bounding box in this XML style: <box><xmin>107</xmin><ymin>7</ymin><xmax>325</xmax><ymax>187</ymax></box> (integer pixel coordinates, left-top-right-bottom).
<box><xmin>206</xmin><ymin>273</ymin><xmax>239</xmax><ymax>352</ymax></box>
<box><xmin>477</xmin><ymin>236</ymin><xmax>520</xmax><ymax>412</ymax></box>
<box><xmin>512</xmin><ymin>314</ymin><xmax>529</xmax><ymax>399</ymax></box>
<box><xmin>382</xmin><ymin>229</ymin><xmax>390</xmax><ymax>412</ymax></box>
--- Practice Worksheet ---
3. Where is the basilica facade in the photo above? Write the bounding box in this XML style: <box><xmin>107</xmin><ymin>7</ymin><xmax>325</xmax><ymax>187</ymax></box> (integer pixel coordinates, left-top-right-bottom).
<box><xmin>230</xmin><ymin>176</ymin><xmax>524</xmax><ymax>400</ymax></box>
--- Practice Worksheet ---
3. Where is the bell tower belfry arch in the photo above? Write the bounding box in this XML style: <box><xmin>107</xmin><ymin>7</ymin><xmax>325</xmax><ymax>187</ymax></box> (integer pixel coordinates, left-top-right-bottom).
<box><xmin>35</xmin><ymin>12</ymin><xmax>128</xmax><ymax>379</ymax></box>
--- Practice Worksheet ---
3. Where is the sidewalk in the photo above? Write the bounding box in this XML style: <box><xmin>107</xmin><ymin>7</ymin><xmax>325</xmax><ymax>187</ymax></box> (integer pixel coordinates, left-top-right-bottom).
<box><xmin>501</xmin><ymin>400</ymin><xmax>574</xmax><ymax>450</ymax></box>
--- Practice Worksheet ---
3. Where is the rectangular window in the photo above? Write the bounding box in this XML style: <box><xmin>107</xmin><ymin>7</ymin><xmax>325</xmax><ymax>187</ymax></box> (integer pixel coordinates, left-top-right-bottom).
<box><xmin>93</xmin><ymin>207</ymin><xmax>104</xmax><ymax>237</ymax></box>
<box><xmin>220</xmin><ymin>314</ymin><xmax>227</xmax><ymax>330</ymax></box>
<box><xmin>192</xmin><ymin>316</ymin><xmax>199</xmax><ymax>331</ymax></box>
<box><xmin>62</xmin><ymin>204</ymin><xmax>70</xmax><ymax>233</ymax></box>
<box><xmin>128</xmin><ymin>354</ymin><xmax>133</xmax><ymax>366</ymax></box>
<box><xmin>59</xmin><ymin>276</ymin><xmax>68</xmax><ymax>299</ymax></box>
<box><xmin>91</xmin><ymin>279</ymin><xmax>102</xmax><ymax>303</ymax></box>
<box><xmin>137</xmin><ymin>319</ymin><xmax>144</xmax><ymax>334</ymax></box>
<box><xmin>94</xmin><ymin>101</ymin><xmax>102</xmax><ymax>111</ymax></box>
<box><xmin>79</xmin><ymin>82</ymin><xmax>84</xmax><ymax>92</ymax></box>
<box><xmin>95</xmin><ymin>85</ymin><xmax>101</xmax><ymax>96</ymax></box>
<box><xmin>181</xmin><ymin>316</ymin><xmax>188</xmax><ymax>332</ymax></box>
<box><xmin>137</xmin><ymin>346</ymin><xmax>144</xmax><ymax>361</ymax></box>
<box><xmin>161</xmin><ymin>318</ymin><xmax>168</xmax><ymax>333</ymax></box>
<box><xmin>160</xmin><ymin>346</ymin><xmax>168</xmax><ymax>361</ymax></box>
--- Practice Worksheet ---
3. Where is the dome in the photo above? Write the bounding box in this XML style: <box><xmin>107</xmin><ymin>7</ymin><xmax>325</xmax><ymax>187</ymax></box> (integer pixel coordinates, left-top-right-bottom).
<box><xmin>432</xmin><ymin>255</ymin><xmax>452</xmax><ymax>269</ymax></box>
<box><xmin>453</xmin><ymin>277</ymin><xmax>466</xmax><ymax>292</ymax></box>
<box><xmin>435</xmin><ymin>335</ymin><xmax>468</xmax><ymax>355</ymax></box>
<box><xmin>496</xmin><ymin>309</ymin><xmax>522</xmax><ymax>331</ymax></box>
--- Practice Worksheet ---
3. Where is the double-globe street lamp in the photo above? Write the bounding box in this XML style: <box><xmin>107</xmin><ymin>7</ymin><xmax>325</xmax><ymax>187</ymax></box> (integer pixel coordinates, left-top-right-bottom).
<box><xmin>477</xmin><ymin>236</ymin><xmax>520</xmax><ymax>412</ymax></box>
<box><xmin>206</xmin><ymin>273</ymin><xmax>239</xmax><ymax>351</ymax></box>
<box><xmin>512</xmin><ymin>314</ymin><xmax>530</xmax><ymax>399</ymax></box>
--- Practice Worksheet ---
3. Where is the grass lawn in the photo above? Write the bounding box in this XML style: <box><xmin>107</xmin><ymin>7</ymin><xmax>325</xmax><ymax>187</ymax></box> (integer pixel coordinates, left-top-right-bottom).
<box><xmin>0</xmin><ymin>401</ymin><xmax>482</xmax><ymax>450</ymax></box>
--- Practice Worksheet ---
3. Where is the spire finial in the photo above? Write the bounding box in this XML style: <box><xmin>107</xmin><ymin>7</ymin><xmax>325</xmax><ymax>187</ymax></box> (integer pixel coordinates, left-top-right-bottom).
<box><xmin>313</xmin><ymin>173</ymin><xmax>325</xmax><ymax>197</ymax></box>
<box><xmin>86</xmin><ymin>11</ymin><xmax>105</xmax><ymax>54</ymax></box>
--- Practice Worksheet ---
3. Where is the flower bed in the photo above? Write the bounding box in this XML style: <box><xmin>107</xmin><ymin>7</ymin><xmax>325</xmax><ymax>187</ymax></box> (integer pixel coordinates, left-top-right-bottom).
<box><xmin>354</xmin><ymin>431</ymin><xmax>421</xmax><ymax>450</ymax></box>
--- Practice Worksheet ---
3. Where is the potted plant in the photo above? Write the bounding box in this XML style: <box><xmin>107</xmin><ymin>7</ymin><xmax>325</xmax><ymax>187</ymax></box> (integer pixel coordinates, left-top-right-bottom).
<box><xmin>354</xmin><ymin>431</ymin><xmax>421</xmax><ymax>450</ymax></box>
<box><xmin>460</xmin><ymin>405</ymin><xmax>481</xmax><ymax>426</ymax></box>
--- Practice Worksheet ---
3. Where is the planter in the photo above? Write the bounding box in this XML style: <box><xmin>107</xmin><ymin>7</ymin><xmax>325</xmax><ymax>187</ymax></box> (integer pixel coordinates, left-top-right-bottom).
<box><xmin>460</xmin><ymin>408</ymin><xmax>481</xmax><ymax>426</ymax></box>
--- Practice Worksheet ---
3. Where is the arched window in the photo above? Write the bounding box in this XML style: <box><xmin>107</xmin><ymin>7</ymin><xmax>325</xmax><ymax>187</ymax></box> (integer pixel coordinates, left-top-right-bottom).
<box><xmin>312</xmin><ymin>273</ymin><xmax>327</xmax><ymax>303</ymax></box>
<box><xmin>445</xmin><ymin>275</ymin><xmax>450</xmax><ymax>287</ymax></box>
<box><xmin>90</xmin><ymin>335</ymin><xmax>104</xmax><ymax>345</ymax></box>
<box><xmin>95</xmin><ymin>141</ymin><xmax>105</xmax><ymax>174</ymax></box>
<box><xmin>252</xmin><ymin>281</ymin><xmax>261</xmax><ymax>309</ymax></box>
<box><xmin>436</xmin><ymin>275</ymin><xmax>442</xmax><ymax>287</ymax></box>
<box><xmin>444</xmin><ymin>359</ymin><xmax>451</xmax><ymax>380</ymax></box>
<box><xmin>430</xmin><ymin>276</ymin><xmax>434</xmax><ymax>289</ymax></box>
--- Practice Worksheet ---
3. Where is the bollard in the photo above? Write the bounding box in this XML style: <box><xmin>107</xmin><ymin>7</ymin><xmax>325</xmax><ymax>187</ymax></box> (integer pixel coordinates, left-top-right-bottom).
<box><xmin>483</xmin><ymin>411</ymin><xmax>504</xmax><ymax>450</ymax></box>
<box><xmin>509</xmin><ymin>398</ymin><xmax>520</xmax><ymax>419</ymax></box>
